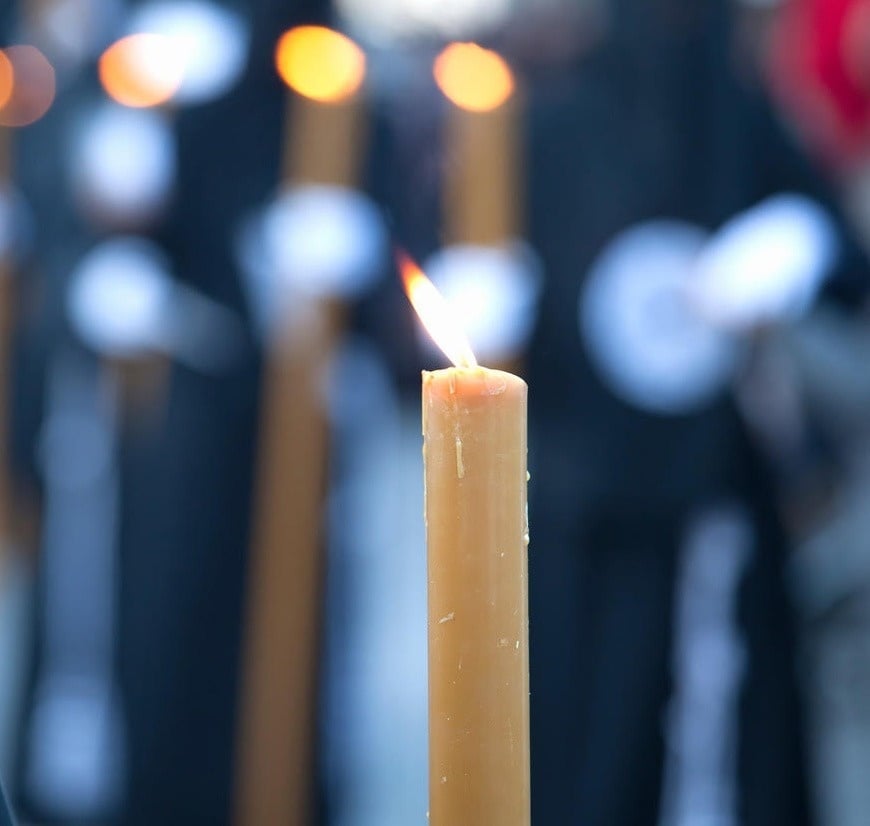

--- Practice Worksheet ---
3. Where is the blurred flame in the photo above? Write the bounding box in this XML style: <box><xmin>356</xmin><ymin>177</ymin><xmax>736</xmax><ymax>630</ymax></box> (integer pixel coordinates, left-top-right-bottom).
<box><xmin>433</xmin><ymin>42</ymin><xmax>514</xmax><ymax>113</ymax></box>
<box><xmin>399</xmin><ymin>252</ymin><xmax>477</xmax><ymax>368</ymax></box>
<box><xmin>0</xmin><ymin>46</ymin><xmax>55</xmax><ymax>127</ymax></box>
<box><xmin>0</xmin><ymin>51</ymin><xmax>12</xmax><ymax>111</ymax></box>
<box><xmin>275</xmin><ymin>26</ymin><xmax>365</xmax><ymax>103</ymax></box>
<box><xmin>99</xmin><ymin>34</ymin><xmax>184</xmax><ymax>108</ymax></box>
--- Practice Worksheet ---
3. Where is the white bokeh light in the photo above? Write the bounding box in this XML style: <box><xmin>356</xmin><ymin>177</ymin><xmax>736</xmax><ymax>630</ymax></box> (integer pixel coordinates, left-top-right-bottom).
<box><xmin>237</xmin><ymin>185</ymin><xmax>387</xmax><ymax>336</ymax></box>
<box><xmin>581</xmin><ymin>221</ymin><xmax>740</xmax><ymax>415</ymax></box>
<box><xmin>69</xmin><ymin>103</ymin><xmax>175</xmax><ymax>228</ymax></box>
<box><xmin>128</xmin><ymin>0</ymin><xmax>249</xmax><ymax>105</ymax></box>
<box><xmin>691</xmin><ymin>194</ymin><xmax>837</xmax><ymax>331</ymax></box>
<box><xmin>337</xmin><ymin>0</ymin><xmax>513</xmax><ymax>42</ymax></box>
<box><xmin>422</xmin><ymin>243</ymin><xmax>542</xmax><ymax>365</ymax></box>
<box><xmin>28</xmin><ymin>0</ymin><xmax>123</xmax><ymax>66</ymax></box>
<box><xmin>68</xmin><ymin>238</ymin><xmax>173</xmax><ymax>357</ymax></box>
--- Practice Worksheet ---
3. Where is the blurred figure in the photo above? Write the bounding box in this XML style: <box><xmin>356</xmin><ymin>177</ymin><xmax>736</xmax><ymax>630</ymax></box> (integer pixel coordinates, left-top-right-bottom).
<box><xmin>498</xmin><ymin>1</ymin><xmax>863</xmax><ymax>824</ymax></box>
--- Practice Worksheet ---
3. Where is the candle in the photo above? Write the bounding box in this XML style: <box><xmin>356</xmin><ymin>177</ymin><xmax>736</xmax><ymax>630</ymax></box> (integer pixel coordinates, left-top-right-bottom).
<box><xmin>0</xmin><ymin>46</ymin><xmax>52</xmax><ymax>554</ymax></box>
<box><xmin>433</xmin><ymin>42</ymin><xmax>520</xmax><ymax>246</ymax></box>
<box><xmin>276</xmin><ymin>25</ymin><xmax>367</xmax><ymax>185</ymax></box>
<box><xmin>0</xmin><ymin>54</ymin><xmax>14</xmax><ymax>547</ymax></box>
<box><xmin>235</xmin><ymin>25</ymin><xmax>367</xmax><ymax>826</ymax></box>
<box><xmin>401</xmin><ymin>254</ymin><xmax>530</xmax><ymax>825</ymax></box>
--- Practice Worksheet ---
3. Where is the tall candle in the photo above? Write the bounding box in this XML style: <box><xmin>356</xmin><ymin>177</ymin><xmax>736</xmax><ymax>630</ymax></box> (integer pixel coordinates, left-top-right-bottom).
<box><xmin>402</xmin><ymin>255</ymin><xmax>530</xmax><ymax>825</ymax></box>
<box><xmin>434</xmin><ymin>42</ymin><xmax>520</xmax><ymax>246</ymax></box>
<box><xmin>0</xmin><ymin>124</ymin><xmax>13</xmax><ymax>547</ymax></box>
<box><xmin>235</xmin><ymin>25</ymin><xmax>366</xmax><ymax>826</ymax></box>
<box><xmin>276</xmin><ymin>25</ymin><xmax>367</xmax><ymax>185</ymax></box>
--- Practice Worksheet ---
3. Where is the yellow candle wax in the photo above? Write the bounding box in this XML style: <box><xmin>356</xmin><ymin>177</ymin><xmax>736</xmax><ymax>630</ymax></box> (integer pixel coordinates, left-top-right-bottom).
<box><xmin>423</xmin><ymin>366</ymin><xmax>530</xmax><ymax>826</ymax></box>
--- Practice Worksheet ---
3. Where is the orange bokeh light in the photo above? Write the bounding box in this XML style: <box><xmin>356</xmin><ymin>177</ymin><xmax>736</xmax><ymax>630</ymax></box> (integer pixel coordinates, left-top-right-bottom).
<box><xmin>0</xmin><ymin>45</ymin><xmax>55</xmax><ymax>127</ymax></box>
<box><xmin>399</xmin><ymin>252</ymin><xmax>477</xmax><ymax>368</ymax></box>
<box><xmin>433</xmin><ymin>42</ymin><xmax>514</xmax><ymax>113</ymax></box>
<box><xmin>98</xmin><ymin>33</ymin><xmax>184</xmax><ymax>108</ymax></box>
<box><xmin>275</xmin><ymin>26</ymin><xmax>365</xmax><ymax>103</ymax></box>
<box><xmin>0</xmin><ymin>51</ymin><xmax>13</xmax><ymax>112</ymax></box>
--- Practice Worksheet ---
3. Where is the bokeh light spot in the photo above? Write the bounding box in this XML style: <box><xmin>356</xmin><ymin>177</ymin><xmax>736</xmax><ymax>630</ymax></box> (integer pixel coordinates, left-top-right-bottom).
<box><xmin>275</xmin><ymin>26</ymin><xmax>365</xmax><ymax>103</ymax></box>
<box><xmin>0</xmin><ymin>46</ymin><xmax>56</xmax><ymax>127</ymax></box>
<box><xmin>433</xmin><ymin>42</ymin><xmax>514</xmax><ymax>112</ymax></box>
<box><xmin>0</xmin><ymin>51</ymin><xmax>13</xmax><ymax>111</ymax></box>
<box><xmin>99</xmin><ymin>34</ymin><xmax>184</xmax><ymax>108</ymax></box>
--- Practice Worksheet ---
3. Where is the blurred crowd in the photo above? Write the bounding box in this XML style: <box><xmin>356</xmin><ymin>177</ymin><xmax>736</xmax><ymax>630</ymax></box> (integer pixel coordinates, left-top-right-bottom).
<box><xmin>2</xmin><ymin>0</ymin><xmax>870</xmax><ymax>823</ymax></box>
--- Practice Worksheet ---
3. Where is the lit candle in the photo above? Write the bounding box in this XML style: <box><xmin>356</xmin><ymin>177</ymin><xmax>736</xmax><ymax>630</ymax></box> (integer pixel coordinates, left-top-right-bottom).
<box><xmin>433</xmin><ymin>42</ymin><xmax>520</xmax><ymax>246</ymax></box>
<box><xmin>401</xmin><ymin>254</ymin><xmax>530</xmax><ymax>825</ymax></box>
<box><xmin>0</xmin><ymin>49</ymin><xmax>15</xmax><ymax>548</ymax></box>
<box><xmin>276</xmin><ymin>25</ymin><xmax>367</xmax><ymax>185</ymax></box>
<box><xmin>235</xmin><ymin>25</ymin><xmax>367</xmax><ymax>826</ymax></box>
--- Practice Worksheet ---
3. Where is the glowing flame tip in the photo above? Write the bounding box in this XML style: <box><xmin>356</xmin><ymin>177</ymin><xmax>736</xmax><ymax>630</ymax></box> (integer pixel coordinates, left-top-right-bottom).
<box><xmin>275</xmin><ymin>25</ymin><xmax>365</xmax><ymax>103</ymax></box>
<box><xmin>433</xmin><ymin>42</ymin><xmax>514</xmax><ymax>113</ymax></box>
<box><xmin>398</xmin><ymin>252</ymin><xmax>477</xmax><ymax>369</ymax></box>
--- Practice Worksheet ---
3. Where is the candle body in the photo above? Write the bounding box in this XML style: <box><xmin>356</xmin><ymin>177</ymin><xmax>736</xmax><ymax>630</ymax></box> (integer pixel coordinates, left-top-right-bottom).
<box><xmin>424</xmin><ymin>366</ymin><xmax>530</xmax><ymax>826</ymax></box>
<box><xmin>236</xmin><ymin>301</ymin><xmax>342</xmax><ymax>826</ymax></box>
<box><xmin>444</xmin><ymin>98</ymin><xmax>521</xmax><ymax>246</ymax></box>
<box><xmin>236</xmin><ymin>68</ymin><xmax>365</xmax><ymax>824</ymax></box>
<box><xmin>283</xmin><ymin>92</ymin><xmax>365</xmax><ymax>186</ymax></box>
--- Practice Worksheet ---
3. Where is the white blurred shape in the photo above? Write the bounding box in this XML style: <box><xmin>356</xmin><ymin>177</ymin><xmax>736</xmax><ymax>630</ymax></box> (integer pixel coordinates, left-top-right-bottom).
<box><xmin>68</xmin><ymin>238</ymin><xmax>247</xmax><ymax>372</ymax></box>
<box><xmin>166</xmin><ymin>284</ymin><xmax>249</xmax><ymax>373</ymax></box>
<box><xmin>70</xmin><ymin>103</ymin><xmax>175</xmax><ymax>228</ymax></box>
<box><xmin>0</xmin><ymin>557</ymin><xmax>33</xmax><ymax>779</ymax></box>
<box><xmin>422</xmin><ymin>243</ymin><xmax>542</xmax><ymax>364</ymax></box>
<box><xmin>129</xmin><ymin>0</ymin><xmax>249</xmax><ymax>104</ymax></box>
<box><xmin>692</xmin><ymin>194</ymin><xmax>837</xmax><ymax>331</ymax></box>
<box><xmin>27</xmin><ymin>353</ymin><xmax>124</xmax><ymax>821</ymax></box>
<box><xmin>581</xmin><ymin>221</ymin><xmax>739</xmax><ymax>415</ymax></box>
<box><xmin>0</xmin><ymin>190</ymin><xmax>15</xmax><ymax>261</ymax></box>
<box><xmin>26</xmin><ymin>676</ymin><xmax>125</xmax><ymax>818</ymax></box>
<box><xmin>238</xmin><ymin>185</ymin><xmax>387</xmax><ymax>335</ymax></box>
<box><xmin>0</xmin><ymin>185</ymin><xmax>32</xmax><ymax>261</ymax></box>
<box><xmin>337</xmin><ymin>0</ymin><xmax>511</xmax><ymax>42</ymax></box>
<box><xmin>40</xmin><ymin>410</ymin><xmax>113</xmax><ymax>490</ymax></box>
<box><xmin>68</xmin><ymin>238</ymin><xmax>172</xmax><ymax>357</ymax></box>
<box><xmin>659</xmin><ymin>504</ymin><xmax>752</xmax><ymax>826</ymax></box>
<box><xmin>30</xmin><ymin>0</ymin><xmax>122</xmax><ymax>65</ymax></box>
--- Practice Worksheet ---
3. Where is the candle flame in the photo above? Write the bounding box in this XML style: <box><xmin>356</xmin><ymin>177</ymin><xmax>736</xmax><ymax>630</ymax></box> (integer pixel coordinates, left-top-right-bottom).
<box><xmin>275</xmin><ymin>26</ymin><xmax>365</xmax><ymax>104</ymax></box>
<box><xmin>399</xmin><ymin>252</ymin><xmax>477</xmax><ymax>368</ymax></box>
<box><xmin>99</xmin><ymin>34</ymin><xmax>184</xmax><ymax>108</ymax></box>
<box><xmin>0</xmin><ymin>51</ymin><xmax>13</xmax><ymax>112</ymax></box>
<box><xmin>433</xmin><ymin>42</ymin><xmax>514</xmax><ymax>113</ymax></box>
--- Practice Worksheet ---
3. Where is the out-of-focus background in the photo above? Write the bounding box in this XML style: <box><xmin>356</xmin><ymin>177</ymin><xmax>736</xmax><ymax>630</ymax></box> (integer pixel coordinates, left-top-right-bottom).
<box><xmin>1</xmin><ymin>0</ymin><xmax>870</xmax><ymax>823</ymax></box>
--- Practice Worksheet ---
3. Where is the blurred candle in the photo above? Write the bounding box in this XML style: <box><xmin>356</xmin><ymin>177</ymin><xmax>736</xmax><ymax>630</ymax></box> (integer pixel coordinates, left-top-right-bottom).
<box><xmin>0</xmin><ymin>49</ymin><xmax>12</xmax><ymax>182</ymax></box>
<box><xmin>0</xmin><ymin>45</ymin><xmax>55</xmax><ymax>552</ymax></box>
<box><xmin>235</xmin><ymin>25</ymin><xmax>366</xmax><ymax>826</ymax></box>
<box><xmin>276</xmin><ymin>25</ymin><xmax>367</xmax><ymax>185</ymax></box>
<box><xmin>0</xmin><ymin>49</ymin><xmax>14</xmax><ymax>547</ymax></box>
<box><xmin>434</xmin><ymin>42</ymin><xmax>519</xmax><ymax>246</ymax></box>
<box><xmin>402</xmin><ymin>254</ymin><xmax>530</xmax><ymax>825</ymax></box>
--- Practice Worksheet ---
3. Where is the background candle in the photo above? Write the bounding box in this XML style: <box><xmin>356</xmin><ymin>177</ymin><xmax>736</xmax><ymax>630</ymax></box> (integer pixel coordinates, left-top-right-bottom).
<box><xmin>0</xmin><ymin>45</ymin><xmax>56</xmax><ymax>555</ymax></box>
<box><xmin>403</xmin><ymin>255</ymin><xmax>530</xmax><ymax>825</ymax></box>
<box><xmin>433</xmin><ymin>42</ymin><xmax>520</xmax><ymax>247</ymax></box>
<box><xmin>276</xmin><ymin>25</ymin><xmax>367</xmax><ymax>185</ymax></box>
<box><xmin>235</xmin><ymin>25</ymin><xmax>367</xmax><ymax>826</ymax></box>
